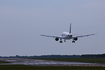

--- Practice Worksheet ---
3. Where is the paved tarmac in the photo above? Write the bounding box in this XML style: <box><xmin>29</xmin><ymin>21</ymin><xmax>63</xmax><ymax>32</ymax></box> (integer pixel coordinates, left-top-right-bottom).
<box><xmin>0</xmin><ymin>58</ymin><xmax>105</xmax><ymax>66</ymax></box>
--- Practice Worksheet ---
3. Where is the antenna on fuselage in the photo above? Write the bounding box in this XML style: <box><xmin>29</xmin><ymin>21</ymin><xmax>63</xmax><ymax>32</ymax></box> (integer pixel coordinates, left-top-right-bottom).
<box><xmin>69</xmin><ymin>23</ymin><xmax>71</xmax><ymax>33</ymax></box>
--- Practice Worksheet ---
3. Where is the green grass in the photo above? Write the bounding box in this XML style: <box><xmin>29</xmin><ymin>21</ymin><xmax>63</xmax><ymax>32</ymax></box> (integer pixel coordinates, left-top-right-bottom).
<box><xmin>32</xmin><ymin>58</ymin><xmax>105</xmax><ymax>64</ymax></box>
<box><xmin>0</xmin><ymin>65</ymin><xmax>105</xmax><ymax>70</ymax></box>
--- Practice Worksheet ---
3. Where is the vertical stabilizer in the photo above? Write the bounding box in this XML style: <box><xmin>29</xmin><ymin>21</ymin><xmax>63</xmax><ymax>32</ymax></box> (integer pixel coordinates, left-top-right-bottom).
<box><xmin>69</xmin><ymin>23</ymin><xmax>71</xmax><ymax>33</ymax></box>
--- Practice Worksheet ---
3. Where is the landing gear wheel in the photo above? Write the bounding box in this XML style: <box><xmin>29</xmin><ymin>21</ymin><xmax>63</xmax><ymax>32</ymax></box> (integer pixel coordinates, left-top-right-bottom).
<box><xmin>60</xmin><ymin>41</ymin><xmax>63</xmax><ymax>43</ymax></box>
<box><xmin>72</xmin><ymin>41</ymin><xmax>75</xmax><ymax>43</ymax></box>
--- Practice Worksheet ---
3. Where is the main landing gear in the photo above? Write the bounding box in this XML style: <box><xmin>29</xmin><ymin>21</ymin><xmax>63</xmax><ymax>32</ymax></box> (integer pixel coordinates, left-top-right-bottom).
<box><xmin>60</xmin><ymin>40</ymin><xmax>63</xmax><ymax>43</ymax></box>
<box><xmin>72</xmin><ymin>40</ymin><xmax>75</xmax><ymax>43</ymax></box>
<box><xmin>59</xmin><ymin>40</ymin><xmax>66</xmax><ymax>43</ymax></box>
<box><xmin>59</xmin><ymin>39</ymin><xmax>63</xmax><ymax>43</ymax></box>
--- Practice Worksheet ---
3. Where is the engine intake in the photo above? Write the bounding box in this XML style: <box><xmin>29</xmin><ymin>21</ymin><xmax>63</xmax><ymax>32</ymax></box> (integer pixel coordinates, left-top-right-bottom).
<box><xmin>55</xmin><ymin>37</ymin><xmax>59</xmax><ymax>41</ymax></box>
<box><xmin>73</xmin><ymin>38</ymin><xmax>78</xmax><ymax>41</ymax></box>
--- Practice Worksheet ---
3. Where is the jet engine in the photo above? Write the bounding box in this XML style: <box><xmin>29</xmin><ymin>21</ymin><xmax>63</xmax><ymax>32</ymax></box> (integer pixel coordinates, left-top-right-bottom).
<box><xmin>73</xmin><ymin>37</ymin><xmax>78</xmax><ymax>41</ymax></box>
<box><xmin>55</xmin><ymin>37</ymin><xmax>59</xmax><ymax>41</ymax></box>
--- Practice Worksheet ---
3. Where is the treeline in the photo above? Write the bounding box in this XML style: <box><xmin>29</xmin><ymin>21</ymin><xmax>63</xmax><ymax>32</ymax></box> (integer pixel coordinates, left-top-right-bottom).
<box><xmin>0</xmin><ymin>55</ymin><xmax>80</xmax><ymax>58</ymax></box>
<box><xmin>81</xmin><ymin>54</ymin><xmax>105</xmax><ymax>58</ymax></box>
<box><xmin>0</xmin><ymin>54</ymin><xmax>105</xmax><ymax>58</ymax></box>
<box><xmin>29</xmin><ymin>55</ymin><xmax>81</xmax><ymax>58</ymax></box>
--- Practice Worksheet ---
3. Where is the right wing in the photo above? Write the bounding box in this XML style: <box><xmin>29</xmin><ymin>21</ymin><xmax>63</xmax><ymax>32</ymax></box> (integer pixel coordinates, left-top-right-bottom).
<box><xmin>41</xmin><ymin>34</ymin><xmax>63</xmax><ymax>39</ymax></box>
<box><xmin>72</xmin><ymin>34</ymin><xmax>96</xmax><ymax>38</ymax></box>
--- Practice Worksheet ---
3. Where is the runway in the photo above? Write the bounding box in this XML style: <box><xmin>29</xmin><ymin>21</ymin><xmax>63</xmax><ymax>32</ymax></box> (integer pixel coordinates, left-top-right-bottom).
<box><xmin>0</xmin><ymin>58</ymin><xmax>105</xmax><ymax>66</ymax></box>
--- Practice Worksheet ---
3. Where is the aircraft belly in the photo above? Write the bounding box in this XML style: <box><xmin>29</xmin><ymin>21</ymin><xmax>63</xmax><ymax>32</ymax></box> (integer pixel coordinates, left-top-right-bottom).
<box><xmin>64</xmin><ymin>36</ymin><xmax>72</xmax><ymax>40</ymax></box>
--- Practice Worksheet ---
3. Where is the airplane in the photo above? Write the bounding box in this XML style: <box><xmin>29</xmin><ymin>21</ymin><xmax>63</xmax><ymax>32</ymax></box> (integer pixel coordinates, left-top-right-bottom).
<box><xmin>41</xmin><ymin>24</ymin><xmax>95</xmax><ymax>43</ymax></box>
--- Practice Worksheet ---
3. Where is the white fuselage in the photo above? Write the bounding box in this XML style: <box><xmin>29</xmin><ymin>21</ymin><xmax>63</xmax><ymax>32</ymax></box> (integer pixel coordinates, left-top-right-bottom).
<box><xmin>61</xmin><ymin>32</ymin><xmax>72</xmax><ymax>39</ymax></box>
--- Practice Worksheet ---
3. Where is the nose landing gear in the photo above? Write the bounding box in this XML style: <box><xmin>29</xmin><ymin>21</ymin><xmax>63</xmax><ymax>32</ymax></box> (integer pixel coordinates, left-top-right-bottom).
<box><xmin>64</xmin><ymin>40</ymin><xmax>66</xmax><ymax>42</ymax></box>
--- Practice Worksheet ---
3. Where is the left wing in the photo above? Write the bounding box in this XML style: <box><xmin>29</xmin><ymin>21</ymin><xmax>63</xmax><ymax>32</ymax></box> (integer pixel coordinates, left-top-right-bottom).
<box><xmin>41</xmin><ymin>34</ymin><xmax>63</xmax><ymax>39</ymax></box>
<box><xmin>72</xmin><ymin>34</ymin><xmax>96</xmax><ymax>38</ymax></box>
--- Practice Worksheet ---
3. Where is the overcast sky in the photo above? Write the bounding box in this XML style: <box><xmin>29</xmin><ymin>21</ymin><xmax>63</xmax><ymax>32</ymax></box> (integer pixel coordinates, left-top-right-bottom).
<box><xmin>0</xmin><ymin>0</ymin><xmax>105</xmax><ymax>56</ymax></box>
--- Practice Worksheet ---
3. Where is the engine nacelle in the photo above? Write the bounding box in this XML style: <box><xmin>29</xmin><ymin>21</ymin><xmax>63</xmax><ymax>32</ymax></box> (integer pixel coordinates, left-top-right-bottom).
<box><xmin>73</xmin><ymin>38</ymin><xmax>78</xmax><ymax>41</ymax></box>
<box><xmin>55</xmin><ymin>37</ymin><xmax>59</xmax><ymax>41</ymax></box>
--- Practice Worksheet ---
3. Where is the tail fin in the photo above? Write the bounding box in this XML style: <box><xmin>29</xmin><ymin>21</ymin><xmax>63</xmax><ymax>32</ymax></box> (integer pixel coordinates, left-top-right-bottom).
<box><xmin>69</xmin><ymin>23</ymin><xmax>71</xmax><ymax>33</ymax></box>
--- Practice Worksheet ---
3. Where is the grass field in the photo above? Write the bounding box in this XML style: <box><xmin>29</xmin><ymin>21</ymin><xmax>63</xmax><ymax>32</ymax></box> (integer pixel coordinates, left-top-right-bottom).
<box><xmin>0</xmin><ymin>65</ymin><xmax>105</xmax><ymax>70</ymax></box>
<box><xmin>32</xmin><ymin>58</ymin><xmax>105</xmax><ymax>64</ymax></box>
